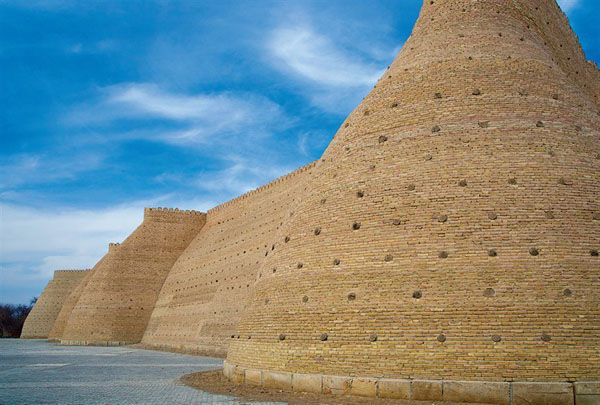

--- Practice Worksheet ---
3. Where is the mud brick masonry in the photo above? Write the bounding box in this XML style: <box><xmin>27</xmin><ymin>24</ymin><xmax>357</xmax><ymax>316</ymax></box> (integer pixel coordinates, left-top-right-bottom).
<box><xmin>21</xmin><ymin>270</ymin><xmax>89</xmax><ymax>339</ymax></box>
<box><xmin>21</xmin><ymin>0</ymin><xmax>599</xmax><ymax>403</ymax></box>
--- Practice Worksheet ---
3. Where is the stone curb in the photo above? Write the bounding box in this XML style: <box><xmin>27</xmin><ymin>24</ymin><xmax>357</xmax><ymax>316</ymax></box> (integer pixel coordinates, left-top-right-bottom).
<box><xmin>223</xmin><ymin>361</ymin><xmax>599</xmax><ymax>404</ymax></box>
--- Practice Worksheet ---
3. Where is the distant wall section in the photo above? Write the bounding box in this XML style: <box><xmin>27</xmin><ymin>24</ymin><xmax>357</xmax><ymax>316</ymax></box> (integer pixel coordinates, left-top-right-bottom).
<box><xmin>142</xmin><ymin>161</ymin><xmax>318</xmax><ymax>356</ymax></box>
<box><xmin>60</xmin><ymin>209</ymin><xmax>206</xmax><ymax>345</ymax></box>
<box><xmin>48</xmin><ymin>250</ymin><xmax>113</xmax><ymax>340</ymax></box>
<box><xmin>20</xmin><ymin>270</ymin><xmax>89</xmax><ymax>339</ymax></box>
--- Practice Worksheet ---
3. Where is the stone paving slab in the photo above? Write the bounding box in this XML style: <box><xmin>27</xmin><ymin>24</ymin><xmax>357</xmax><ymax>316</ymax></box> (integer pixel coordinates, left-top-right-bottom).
<box><xmin>0</xmin><ymin>339</ymin><xmax>284</xmax><ymax>404</ymax></box>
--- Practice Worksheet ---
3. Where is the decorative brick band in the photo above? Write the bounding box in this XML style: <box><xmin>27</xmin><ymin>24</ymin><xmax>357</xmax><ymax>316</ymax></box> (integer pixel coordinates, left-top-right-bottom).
<box><xmin>223</xmin><ymin>361</ymin><xmax>599</xmax><ymax>405</ymax></box>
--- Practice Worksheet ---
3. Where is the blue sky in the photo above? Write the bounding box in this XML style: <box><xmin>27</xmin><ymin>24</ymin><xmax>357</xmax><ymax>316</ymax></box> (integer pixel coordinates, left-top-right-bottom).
<box><xmin>1</xmin><ymin>0</ymin><xmax>598</xmax><ymax>304</ymax></box>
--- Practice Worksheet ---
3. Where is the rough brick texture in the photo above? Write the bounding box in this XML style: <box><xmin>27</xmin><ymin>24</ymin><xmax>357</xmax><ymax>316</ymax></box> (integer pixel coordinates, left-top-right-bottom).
<box><xmin>22</xmin><ymin>0</ymin><xmax>599</xmax><ymax>391</ymax></box>
<box><xmin>21</xmin><ymin>270</ymin><xmax>89</xmax><ymax>339</ymax></box>
<box><xmin>141</xmin><ymin>162</ymin><xmax>316</xmax><ymax>356</ymax></box>
<box><xmin>60</xmin><ymin>209</ymin><xmax>206</xmax><ymax>344</ymax></box>
<box><xmin>226</xmin><ymin>0</ymin><xmax>600</xmax><ymax>382</ymax></box>
<box><xmin>48</xmin><ymin>254</ymin><xmax>108</xmax><ymax>340</ymax></box>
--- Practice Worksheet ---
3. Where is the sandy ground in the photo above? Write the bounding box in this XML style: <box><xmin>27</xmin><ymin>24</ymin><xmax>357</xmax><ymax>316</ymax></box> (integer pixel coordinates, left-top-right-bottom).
<box><xmin>129</xmin><ymin>343</ymin><xmax>226</xmax><ymax>359</ymax></box>
<box><xmin>180</xmin><ymin>369</ymin><xmax>492</xmax><ymax>405</ymax></box>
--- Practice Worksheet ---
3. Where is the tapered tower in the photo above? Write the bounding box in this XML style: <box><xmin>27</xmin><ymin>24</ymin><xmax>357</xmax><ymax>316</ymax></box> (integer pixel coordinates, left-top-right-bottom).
<box><xmin>225</xmin><ymin>0</ymin><xmax>600</xmax><ymax>402</ymax></box>
<box><xmin>60</xmin><ymin>208</ymin><xmax>206</xmax><ymax>345</ymax></box>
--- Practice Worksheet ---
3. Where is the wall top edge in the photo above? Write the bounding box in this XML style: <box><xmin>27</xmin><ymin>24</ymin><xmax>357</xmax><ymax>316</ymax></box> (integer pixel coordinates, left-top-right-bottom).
<box><xmin>144</xmin><ymin>207</ymin><xmax>206</xmax><ymax>215</ymax></box>
<box><xmin>208</xmin><ymin>159</ymin><xmax>319</xmax><ymax>214</ymax></box>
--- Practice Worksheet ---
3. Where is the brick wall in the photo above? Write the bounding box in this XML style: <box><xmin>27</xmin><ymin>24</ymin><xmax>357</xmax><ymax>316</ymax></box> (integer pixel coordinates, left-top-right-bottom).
<box><xmin>22</xmin><ymin>0</ymin><xmax>599</xmax><ymax>385</ymax></box>
<box><xmin>60</xmin><ymin>209</ymin><xmax>206</xmax><ymax>344</ymax></box>
<box><xmin>48</xmin><ymin>255</ymin><xmax>107</xmax><ymax>340</ymax></box>
<box><xmin>21</xmin><ymin>270</ymin><xmax>89</xmax><ymax>339</ymax></box>
<box><xmin>141</xmin><ymin>162</ymin><xmax>317</xmax><ymax>356</ymax></box>
<box><xmin>226</xmin><ymin>0</ymin><xmax>600</xmax><ymax>381</ymax></box>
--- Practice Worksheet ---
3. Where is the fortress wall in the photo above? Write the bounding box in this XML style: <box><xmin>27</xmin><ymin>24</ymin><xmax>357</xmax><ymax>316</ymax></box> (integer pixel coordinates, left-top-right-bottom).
<box><xmin>21</xmin><ymin>270</ymin><xmax>89</xmax><ymax>339</ymax></box>
<box><xmin>521</xmin><ymin>0</ymin><xmax>600</xmax><ymax>111</ymax></box>
<box><xmin>48</xmin><ymin>252</ymin><xmax>111</xmax><ymax>340</ymax></box>
<box><xmin>141</xmin><ymin>161</ymin><xmax>317</xmax><ymax>356</ymax></box>
<box><xmin>18</xmin><ymin>0</ymin><xmax>600</xmax><ymax>400</ymax></box>
<box><xmin>226</xmin><ymin>0</ymin><xmax>600</xmax><ymax>384</ymax></box>
<box><xmin>60</xmin><ymin>209</ymin><xmax>206</xmax><ymax>345</ymax></box>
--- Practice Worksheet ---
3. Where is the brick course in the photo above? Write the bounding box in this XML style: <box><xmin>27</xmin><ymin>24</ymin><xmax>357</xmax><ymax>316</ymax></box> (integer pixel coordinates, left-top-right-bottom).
<box><xmin>48</xmin><ymin>252</ymin><xmax>111</xmax><ymax>340</ymax></box>
<box><xmin>141</xmin><ymin>162</ymin><xmax>316</xmax><ymax>356</ymax></box>
<box><xmin>59</xmin><ymin>209</ymin><xmax>206</xmax><ymax>344</ymax></box>
<box><xmin>21</xmin><ymin>0</ymin><xmax>599</xmax><ymax>400</ymax></box>
<box><xmin>21</xmin><ymin>270</ymin><xmax>89</xmax><ymax>339</ymax></box>
<box><xmin>225</xmin><ymin>0</ymin><xmax>600</xmax><ymax>383</ymax></box>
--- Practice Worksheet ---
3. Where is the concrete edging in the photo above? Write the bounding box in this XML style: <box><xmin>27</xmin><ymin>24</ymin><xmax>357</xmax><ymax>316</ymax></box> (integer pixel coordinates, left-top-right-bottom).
<box><xmin>222</xmin><ymin>361</ymin><xmax>600</xmax><ymax>405</ymax></box>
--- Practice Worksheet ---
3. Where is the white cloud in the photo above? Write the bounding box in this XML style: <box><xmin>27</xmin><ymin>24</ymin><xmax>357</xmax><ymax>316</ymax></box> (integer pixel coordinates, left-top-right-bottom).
<box><xmin>0</xmin><ymin>195</ymin><xmax>217</xmax><ymax>304</ymax></box>
<box><xmin>194</xmin><ymin>155</ymin><xmax>292</xmax><ymax>197</ymax></box>
<box><xmin>296</xmin><ymin>130</ymin><xmax>331</xmax><ymax>158</ymax></box>
<box><xmin>297</xmin><ymin>133</ymin><xmax>309</xmax><ymax>156</ymax></box>
<box><xmin>269</xmin><ymin>26</ymin><xmax>383</xmax><ymax>87</ymax></box>
<box><xmin>64</xmin><ymin>83</ymin><xmax>289</xmax><ymax>145</ymax></box>
<box><xmin>108</xmin><ymin>84</ymin><xmax>229</xmax><ymax>120</ymax></box>
<box><xmin>0</xmin><ymin>152</ymin><xmax>104</xmax><ymax>189</ymax></box>
<box><xmin>65</xmin><ymin>40</ymin><xmax>118</xmax><ymax>55</ymax></box>
<box><xmin>557</xmin><ymin>0</ymin><xmax>580</xmax><ymax>12</ymax></box>
<box><xmin>267</xmin><ymin>25</ymin><xmax>387</xmax><ymax>113</ymax></box>
<box><xmin>1</xmin><ymin>203</ymin><xmax>142</xmax><ymax>277</ymax></box>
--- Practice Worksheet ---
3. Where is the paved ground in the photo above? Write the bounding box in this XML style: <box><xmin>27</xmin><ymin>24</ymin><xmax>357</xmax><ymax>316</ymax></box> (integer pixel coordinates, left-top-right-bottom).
<box><xmin>0</xmin><ymin>339</ymin><xmax>283</xmax><ymax>404</ymax></box>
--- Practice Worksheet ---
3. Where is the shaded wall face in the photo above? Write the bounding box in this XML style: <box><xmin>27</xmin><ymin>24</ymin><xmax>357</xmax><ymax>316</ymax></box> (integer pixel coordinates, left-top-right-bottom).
<box><xmin>226</xmin><ymin>0</ymin><xmax>600</xmax><ymax>381</ymax></box>
<box><xmin>21</xmin><ymin>270</ymin><xmax>89</xmax><ymax>339</ymax></box>
<box><xmin>60</xmin><ymin>212</ymin><xmax>206</xmax><ymax>344</ymax></box>
<box><xmin>142</xmin><ymin>163</ymin><xmax>317</xmax><ymax>356</ymax></box>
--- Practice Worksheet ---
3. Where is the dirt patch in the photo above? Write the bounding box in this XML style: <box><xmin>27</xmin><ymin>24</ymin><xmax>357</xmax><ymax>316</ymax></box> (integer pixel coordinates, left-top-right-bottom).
<box><xmin>180</xmin><ymin>369</ymin><xmax>492</xmax><ymax>405</ymax></box>
<box><xmin>128</xmin><ymin>343</ymin><xmax>226</xmax><ymax>358</ymax></box>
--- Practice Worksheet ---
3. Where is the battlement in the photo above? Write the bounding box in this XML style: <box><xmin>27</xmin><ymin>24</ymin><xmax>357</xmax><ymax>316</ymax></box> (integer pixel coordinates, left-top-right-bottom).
<box><xmin>53</xmin><ymin>269</ymin><xmax>90</xmax><ymax>279</ymax></box>
<box><xmin>208</xmin><ymin>160</ymin><xmax>319</xmax><ymax>214</ymax></box>
<box><xmin>54</xmin><ymin>269</ymin><xmax>90</xmax><ymax>273</ymax></box>
<box><xmin>23</xmin><ymin>0</ymin><xmax>600</xmax><ymax>396</ymax></box>
<box><xmin>144</xmin><ymin>207</ymin><xmax>206</xmax><ymax>220</ymax></box>
<box><xmin>225</xmin><ymin>0</ymin><xmax>600</xmax><ymax>391</ymax></box>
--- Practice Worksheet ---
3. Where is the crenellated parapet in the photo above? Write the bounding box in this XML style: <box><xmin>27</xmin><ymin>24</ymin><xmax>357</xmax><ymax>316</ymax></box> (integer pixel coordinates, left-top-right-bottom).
<box><xmin>142</xmin><ymin>153</ymin><xmax>316</xmax><ymax>357</ymax></box>
<box><xmin>54</xmin><ymin>269</ymin><xmax>90</xmax><ymax>276</ymax></box>
<box><xmin>50</xmin><ymin>256</ymin><xmax>110</xmax><ymax>341</ymax></box>
<box><xmin>21</xmin><ymin>1</ymin><xmax>600</xmax><ymax>400</ymax></box>
<box><xmin>60</xmin><ymin>205</ymin><xmax>207</xmax><ymax>346</ymax></box>
<box><xmin>144</xmin><ymin>207</ymin><xmax>206</xmax><ymax>221</ymax></box>
<box><xmin>208</xmin><ymin>160</ymin><xmax>319</xmax><ymax>214</ymax></box>
<box><xmin>225</xmin><ymin>0</ymin><xmax>600</xmax><ymax>394</ymax></box>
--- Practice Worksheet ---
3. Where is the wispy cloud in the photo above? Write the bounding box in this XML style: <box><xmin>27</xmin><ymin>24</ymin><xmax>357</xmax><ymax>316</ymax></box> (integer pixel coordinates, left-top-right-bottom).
<box><xmin>296</xmin><ymin>130</ymin><xmax>331</xmax><ymax>158</ymax></box>
<box><xmin>0</xmin><ymin>152</ymin><xmax>104</xmax><ymax>190</ymax></box>
<box><xmin>269</xmin><ymin>26</ymin><xmax>382</xmax><ymax>87</ymax></box>
<box><xmin>557</xmin><ymin>0</ymin><xmax>580</xmax><ymax>12</ymax></box>
<box><xmin>65</xmin><ymin>39</ymin><xmax>118</xmax><ymax>54</ymax></box>
<box><xmin>0</xmin><ymin>195</ymin><xmax>216</xmax><ymax>304</ymax></box>
<box><xmin>267</xmin><ymin>25</ymin><xmax>387</xmax><ymax>113</ymax></box>
<box><xmin>64</xmin><ymin>83</ymin><xmax>290</xmax><ymax>145</ymax></box>
<box><xmin>0</xmin><ymin>201</ymin><xmax>141</xmax><ymax>303</ymax></box>
<box><xmin>193</xmin><ymin>155</ymin><xmax>292</xmax><ymax>197</ymax></box>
